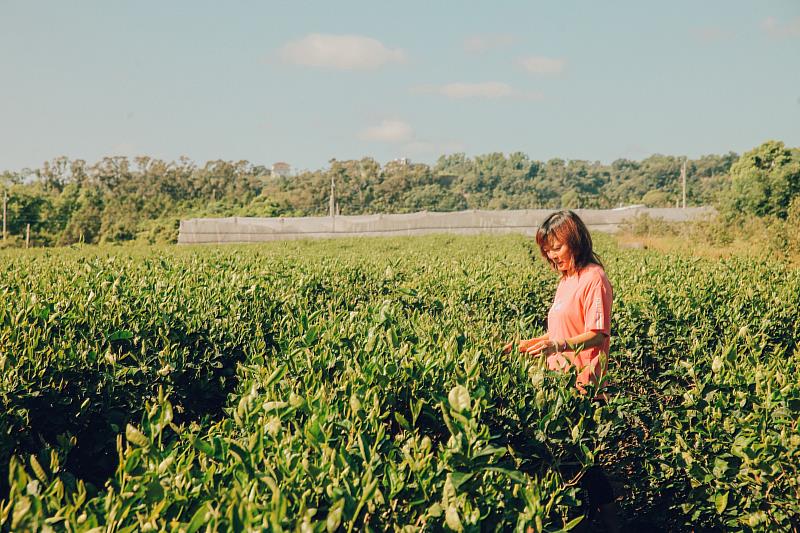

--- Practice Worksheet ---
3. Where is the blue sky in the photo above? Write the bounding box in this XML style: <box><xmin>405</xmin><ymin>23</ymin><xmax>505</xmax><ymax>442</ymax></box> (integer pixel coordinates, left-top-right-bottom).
<box><xmin>1</xmin><ymin>1</ymin><xmax>798</xmax><ymax>173</ymax></box>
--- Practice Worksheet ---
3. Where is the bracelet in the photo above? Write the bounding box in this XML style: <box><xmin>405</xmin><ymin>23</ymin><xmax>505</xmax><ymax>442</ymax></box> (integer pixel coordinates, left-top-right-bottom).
<box><xmin>556</xmin><ymin>340</ymin><xmax>568</xmax><ymax>353</ymax></box>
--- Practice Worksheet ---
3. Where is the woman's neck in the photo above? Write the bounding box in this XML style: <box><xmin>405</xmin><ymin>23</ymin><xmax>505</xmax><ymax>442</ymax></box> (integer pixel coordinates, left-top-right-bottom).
<box><xmin>562</xmin><ymin>262</ymin><xmax>585</xmax><ymax>277</ymax></box>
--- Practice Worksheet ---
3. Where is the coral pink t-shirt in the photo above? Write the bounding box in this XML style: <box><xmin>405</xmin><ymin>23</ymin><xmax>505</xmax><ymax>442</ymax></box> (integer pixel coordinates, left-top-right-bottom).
<box><xmin>546</xmin><ymin>263</ymin><xmax>613</xmax><ymax>388</ymax></box>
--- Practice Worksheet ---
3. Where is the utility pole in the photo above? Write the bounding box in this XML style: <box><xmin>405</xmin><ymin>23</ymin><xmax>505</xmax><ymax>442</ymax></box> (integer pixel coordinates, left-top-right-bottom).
<box><xmin>329</xmin><ymin>177</ymin><xmax>337</xmax><ymax>232</ymax></box>
<box><xmin>681</xmin><ymin>158</ymin><xmax>687</xmax><ymax>209</ymax></box>
<box><xmin>26</xmin><ymin>224</ymin><xmax>30</xmax><ymax>248</ymax></box>
<box><xmin>329</xmin><ymin>176</ymin><xmax>337</xmax><ymax>217</ymax></box>
<box><xmin>2</xmin><ymin>190</ymin><xmax>6</xmax><ymax>242</ymax></box>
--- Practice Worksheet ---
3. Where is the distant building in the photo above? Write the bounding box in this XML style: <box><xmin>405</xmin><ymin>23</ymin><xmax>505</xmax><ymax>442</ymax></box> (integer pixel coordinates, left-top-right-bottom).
<box><xmin>271</xmin><ymin>162</ymin><xmax>291</xmax><ymax>177</ymax></box>
<box><xmin>392</xmin><ymin>157</ymin><xmax>410</xmax><ymax>166</ymax></box>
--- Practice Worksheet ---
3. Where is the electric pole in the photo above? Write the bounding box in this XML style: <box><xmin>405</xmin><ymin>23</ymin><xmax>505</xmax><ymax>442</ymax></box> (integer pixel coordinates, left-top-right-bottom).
<box><xmin>329</xmin><ymin>176</ymin><xmax>337</xmax><ymax>233</ymax></box>
<box><xmin>2</xmin><ymin>190</ymin><xmax>6</xmax><ymax>241</ymax></box>
<box><xmin>329</xmin><ymin>177</ymin><xmax>337</xmax><ymax>217</ymax></box>
<box><xmin>681</xmin><ymin>158</ymin><xmax>687</xmax><ymax>209</ymax></box>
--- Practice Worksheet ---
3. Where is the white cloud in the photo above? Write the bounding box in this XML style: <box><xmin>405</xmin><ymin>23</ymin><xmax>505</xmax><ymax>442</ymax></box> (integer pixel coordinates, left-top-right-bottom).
<box><xmin>278</xmin><ymin>33</ymin><xmax>406</xmax><ymax>70</ymax></box>
<box><xmin>359</xmin><ymin>120</ymin><xmax>414</xmax><ymax>143</ymax></box>
<box><xmin>359</xmin><ymin>120</ymin><xmax>464</xmax><ymax>155</ymax></box>
<box><xmin>761</xmin><ymin>16</ymin><xmax>800</xmax><ymax>38</ymax></box>
<box><xmin>517</xmin><ymin>56</ymin><xmax>566</xmax><ymax>75</ymax></box>
<box><xmin>462</xmin><ymin>34</ymin><xmax>516</xmax><ymax>53</ymax></box>
<box><xmin>412</xmin><ymin>82</ymin><xmax>543</xmax><ymax>101</ymax></box>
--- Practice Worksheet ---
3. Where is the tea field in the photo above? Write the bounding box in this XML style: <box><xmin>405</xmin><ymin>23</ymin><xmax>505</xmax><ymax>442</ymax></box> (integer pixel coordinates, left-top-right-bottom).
<box><xmin>0</xmin><ymin>234</ymin><xmax>798</xmax><ymax>531</ymax></box>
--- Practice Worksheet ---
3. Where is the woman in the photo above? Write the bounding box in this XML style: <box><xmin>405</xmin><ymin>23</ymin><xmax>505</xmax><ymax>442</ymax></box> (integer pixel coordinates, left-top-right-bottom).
<box><xmin>503</xmin><ymin>210</ymin><xmax>620</xmax><ymax>532</ymax></box>
<box><xmin>504</xmin><ymin>210</ymin><xmax>612</xmax><ymax>391</ymax></box>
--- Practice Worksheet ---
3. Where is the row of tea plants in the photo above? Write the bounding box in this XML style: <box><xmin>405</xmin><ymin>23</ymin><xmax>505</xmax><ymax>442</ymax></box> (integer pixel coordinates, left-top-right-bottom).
<box><xmin>1</xmin><ymin>234</ymin><xmax>798</xmax><ymax>531</ymax></box>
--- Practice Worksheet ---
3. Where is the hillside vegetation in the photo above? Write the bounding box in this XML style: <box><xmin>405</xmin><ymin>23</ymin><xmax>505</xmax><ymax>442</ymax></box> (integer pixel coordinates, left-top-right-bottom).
<box><xmin>0</xmin><ymin>148</ymin><xmax>744</xmax><ymax>246</ymax></box>
<box><xmin>3</xmin><ymin>139</ymin><xmax>797</xmax><ymax>261</ymax></box>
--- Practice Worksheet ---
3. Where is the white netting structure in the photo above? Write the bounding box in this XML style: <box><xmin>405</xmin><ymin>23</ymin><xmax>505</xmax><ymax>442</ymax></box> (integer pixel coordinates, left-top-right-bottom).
<box><xmin>178</xmin><ymin>207</ymin><xmax>714</xmax><ymax>244</ymax></box>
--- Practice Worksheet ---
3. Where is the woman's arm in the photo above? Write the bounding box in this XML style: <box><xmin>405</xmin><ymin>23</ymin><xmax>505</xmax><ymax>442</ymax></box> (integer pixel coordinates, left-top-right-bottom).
<box><xmin>502</xmin><ymin>333</ymin><xmax>549</xmax><ymax>354</ymax></box>
<box><xmin>523</xmin><ymin>330</ymin><xmax>606</xmax><ymax>358</ymax></box>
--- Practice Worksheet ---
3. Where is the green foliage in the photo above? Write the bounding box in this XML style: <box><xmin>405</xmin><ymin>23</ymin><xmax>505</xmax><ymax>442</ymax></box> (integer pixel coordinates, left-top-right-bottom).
<box><xmin>58</xmin><ymin>187</ymin><xmax>104</xmax><ymax>245</ymax></box>
<box><xmin>0</xmin><ymin>234</ymin><xmax>799</xmax><ymax>530</ymax></box>
<box><xmin>0</xmin><ymin>236</ymin><xmax>622</xmax><ymax>530</ymax></box>
<box><xmin>621</xmin><ymin>204</ymin><xmax>800</xmax><ymax>262</ymax></box>
<box><xmin>0</xmin><ymin>146</ymin><xmax>752</xmax><ymax>247</ymax></box>
<box><xmin>0</xmin><ymin>157</ymin><xmax>270</xmax><ymax>247</ymax></box>
<box><xmin>134</xmin><ymin>216</ymin><xmax>181</xmax><ymax>245</ymax></box>
<box><xmin>655</xmin><ymin>334</ymin><xmax>800</xmax><ymax>530</ymax></box>
<box><xmin>560</xmin><ymin>189</ymin><xmax>580</xmax><ymax>209</ymax></box>
<box><xmin>728</xmin><ymin>140</ymin><xmax>800</xmax><ymax>218</ymax></box>
<box><xmin>0</xmin><ymin>251</ymin><xmax>280</xmax><ymax>492</ymax></box>
<box><xmin>641</xmin><ymin>189</ymin><xmax>671</xmax><ymax>207</ymax></box>
<box><xmin>618</xmin><ymin>214</ymin><xmax>681</xmax><ymax>237</ymax></box>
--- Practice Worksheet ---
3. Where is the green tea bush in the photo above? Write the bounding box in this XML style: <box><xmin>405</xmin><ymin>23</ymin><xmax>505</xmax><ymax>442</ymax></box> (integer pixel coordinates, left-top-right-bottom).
<box><xmin>1</xmin><ymin>234</ymin><xmax>798</xmax><ymax>531</ymax></box>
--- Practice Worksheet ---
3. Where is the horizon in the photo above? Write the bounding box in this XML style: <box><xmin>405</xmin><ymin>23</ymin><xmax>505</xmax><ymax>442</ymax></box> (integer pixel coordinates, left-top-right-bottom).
<box><xmin>1</xmin><ymin>1</ymin><xmax>799</xmax><ymax>173</ymax></box>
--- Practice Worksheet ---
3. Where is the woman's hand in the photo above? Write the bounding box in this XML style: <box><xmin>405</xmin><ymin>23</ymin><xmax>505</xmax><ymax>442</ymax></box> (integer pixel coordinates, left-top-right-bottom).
<box><xmin>502</xmin><ymin>336</ymin><xmax>548</xmax><ymax>355</ymax></box>
<box><xmin>524</xmin><ymin>339</ymin><xmax>559</xmax><ymax>357</ymax></box>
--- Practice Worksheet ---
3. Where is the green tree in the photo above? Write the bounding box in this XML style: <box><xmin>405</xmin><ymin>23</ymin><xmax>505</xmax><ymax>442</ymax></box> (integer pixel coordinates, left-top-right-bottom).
<box><xmin>560</xmin><ymin>189</ymin><xmax>580</xmax><ymax>208</ymax></box>
<box><xmin>641</xmin><ymin>189</ymin><xmax>671</xmax><ymax>207</ymax></box>
<box><xmin>728</xmin><ymin>140</ymin><xmax>800</xmax><ymax>218</ymax></box>
<box><xmin>59</xmin><ymin>188</ymin><xmax>104</xmax><ymax>244</ymax></box>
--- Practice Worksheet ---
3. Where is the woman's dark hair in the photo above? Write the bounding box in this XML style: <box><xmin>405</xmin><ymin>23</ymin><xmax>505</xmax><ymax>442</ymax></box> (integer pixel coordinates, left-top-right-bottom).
<box><xmin>535</xmin><ymin>210</ymin><xmax>603</xmax><ymax>272</ymax></box>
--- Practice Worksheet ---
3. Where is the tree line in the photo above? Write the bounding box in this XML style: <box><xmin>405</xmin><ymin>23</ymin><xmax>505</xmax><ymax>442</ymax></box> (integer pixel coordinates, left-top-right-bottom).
<box><xmin>1</xmin><ymin>141</ymin><xmax>797</xmax><ymax>246</ymax></box>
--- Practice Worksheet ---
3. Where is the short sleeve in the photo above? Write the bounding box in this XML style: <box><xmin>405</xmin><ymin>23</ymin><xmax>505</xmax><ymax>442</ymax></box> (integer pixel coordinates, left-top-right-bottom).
<box><xmin>582</xmin><ymin>272</ymin><xmax>612</xmax><ymax>336</ymax></box>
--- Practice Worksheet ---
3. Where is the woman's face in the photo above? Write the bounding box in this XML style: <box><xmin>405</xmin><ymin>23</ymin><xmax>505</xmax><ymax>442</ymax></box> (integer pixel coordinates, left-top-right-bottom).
<box><xmin>544</xmin><ymin>237</ymin><xmax>574</xmax><ymax>275</ymax></box>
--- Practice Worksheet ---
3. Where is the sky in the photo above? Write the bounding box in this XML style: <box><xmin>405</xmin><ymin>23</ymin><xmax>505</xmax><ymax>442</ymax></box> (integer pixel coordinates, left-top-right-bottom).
<box><xmin>1</xmin><ymin>0</ymin><xmax>799</xmax><ymax>173</ymax></box>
